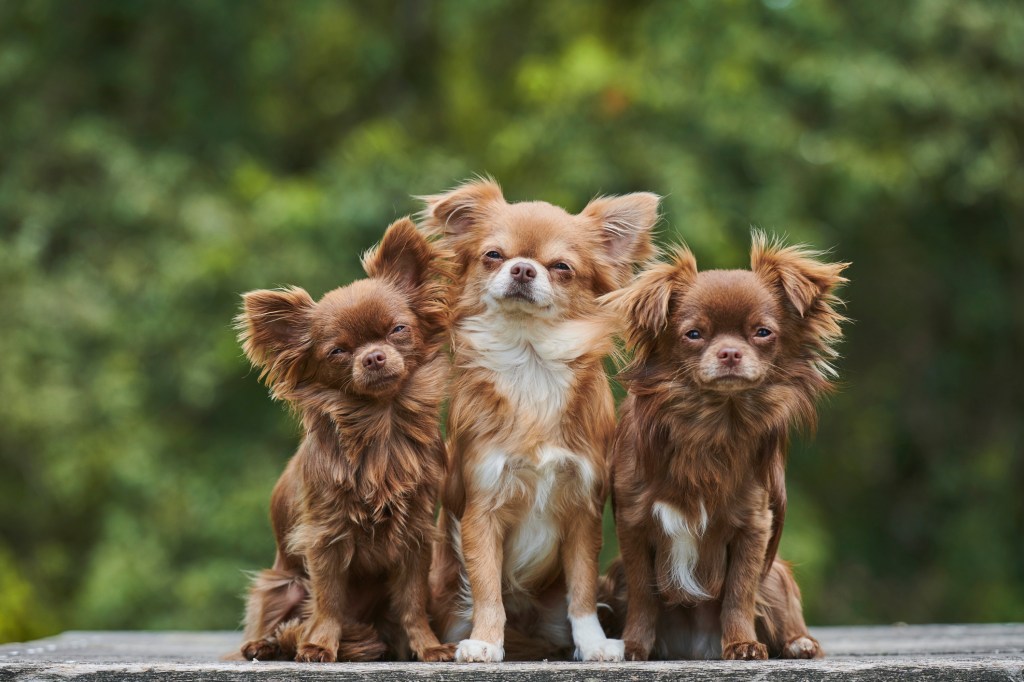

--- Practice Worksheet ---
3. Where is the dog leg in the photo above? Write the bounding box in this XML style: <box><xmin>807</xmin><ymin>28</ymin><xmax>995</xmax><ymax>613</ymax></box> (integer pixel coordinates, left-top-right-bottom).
<box><xmin>394</xmin><ymin>541</ymin><xmax>457</xmax><ymax>662</ymax></box>
<box><xmin>616</xmin><ymin>511</ymin><xmax>659</xmax><ymax>661</ymax></box>
<box><xmin>758</xmin><ymin>559</ymin><xmax>822</xmax><ymax>659</ymax></box>
<box><xmin>455</xmin><ymin>507</ymin><xmax>506</xmax><ymax>662</ymax></box>
<box><xmin>720</xmin><ymin>510</ymin><xmax>770</xmax><ymax>661</ymax></box>
<box><xmin>563</xmin><ymin>504</ymin><xmax>624</xmax><ymax>662</ymax></box>
<box><xmin>296</xmin><ymin>541</ymin><xmax>349</xmax><ymax>663</ymax></box>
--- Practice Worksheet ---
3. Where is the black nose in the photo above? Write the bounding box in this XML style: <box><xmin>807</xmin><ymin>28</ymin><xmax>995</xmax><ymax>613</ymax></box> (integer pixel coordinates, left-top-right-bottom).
<box><xmin>510</xmin><ymin>262</ymin><xmax>537</xmax><ymax>283</ymax></box>
<box><xmin>717</xmin><ymin>347</ymin><xmax>742</xmax><ymax>367</ymax></box>
<box><xmin>362</xmin><ymin>351</ymin><xmax>387</xmax><ymax>369</ymax></box>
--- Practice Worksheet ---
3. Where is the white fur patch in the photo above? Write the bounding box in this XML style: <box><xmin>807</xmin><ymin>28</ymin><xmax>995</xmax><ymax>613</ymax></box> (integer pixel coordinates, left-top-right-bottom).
<box><xmin>459</xmin><ymin>312</ymin><xmax>604</xmax><ymax>432</ymax></box>
<box><xmin>652</xmin><ymin>500</ymin><xmax>710</xmax><ymax>600</ymax></box>
<box><xmin>570</xmin><ymin>613</ymin><xmax>624</xmax><ymax>662</ymax></box>
<box><xmin>455</xmin><ymin>638</ymin><xmax>504</xmax><ymax>663</ymax></box>
<box><xmin>503</xmin><ymin>447</ymin><xmax>596</xmax><ymax>589</ymax></box>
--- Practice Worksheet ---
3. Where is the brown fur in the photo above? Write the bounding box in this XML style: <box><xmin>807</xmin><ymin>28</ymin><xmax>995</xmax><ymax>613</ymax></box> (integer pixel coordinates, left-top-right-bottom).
<box><xmin>236</xmin><ymin>217</ymin><xmax>456</xmax><ymax>663</ymax></box>
<box><xmin>600</xmin><ymin>232</ymin><xmax>847</xmax><ymax>661</ymax></box>
<box><xmin>420</xmin><ymin>178</ymin><xmax>658</xmax><ymax>662</ymax></box>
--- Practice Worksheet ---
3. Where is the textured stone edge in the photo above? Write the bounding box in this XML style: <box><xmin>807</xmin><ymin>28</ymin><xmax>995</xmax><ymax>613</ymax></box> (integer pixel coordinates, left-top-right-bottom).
<box><xmin>3</xmin><ymin>656</ymin><xmax>1024</xmax><ymax>682</ymax></box>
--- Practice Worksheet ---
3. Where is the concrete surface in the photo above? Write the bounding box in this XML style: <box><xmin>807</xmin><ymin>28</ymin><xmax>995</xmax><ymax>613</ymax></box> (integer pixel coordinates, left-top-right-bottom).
<box><xmin>1</xmin><ymin>624</ymin><xmax>1022</xmax><ymax>680</ymax></box>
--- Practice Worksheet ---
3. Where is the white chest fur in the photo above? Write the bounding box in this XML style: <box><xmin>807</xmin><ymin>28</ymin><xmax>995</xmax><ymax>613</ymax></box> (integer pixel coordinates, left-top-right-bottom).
<box><xmin>459</xmin><ymin>312</ymin><xmax>599</xmax><ymax>430</ymax></box>
<box><xmin>652</xmin><ymin>500</ymin><xmax>710</xmax><ymax>600</ymax></box>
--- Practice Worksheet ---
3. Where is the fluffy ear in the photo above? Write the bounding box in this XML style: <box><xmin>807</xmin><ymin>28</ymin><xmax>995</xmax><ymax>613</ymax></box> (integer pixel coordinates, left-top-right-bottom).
<box><xmin>418</xmin><ymin>177</ymin><xmax>505</xmax><ymax>238</ymax></box>
<box><xmin>600</xmin><ymin>246</ymin><xmax>697</xmax><ymax>352</ymax></box>
<box><xmin>361</xmin><ymin>216</ymin><xmax>435</xmax><ymax>291</ymax></box>
<box><xmin>750</xmin><ymin>231</ymin><xmax>849</xmax><ymax>318</ymax></box>
<box><xmin>580</xmin><ymin>192</ymin><xmax>660</xmax><ymax>289</ymax></box>
<box><xmin>236</xmin><ymin>287</ymin><xmax>315</xmax><ymax>397</ymax></box>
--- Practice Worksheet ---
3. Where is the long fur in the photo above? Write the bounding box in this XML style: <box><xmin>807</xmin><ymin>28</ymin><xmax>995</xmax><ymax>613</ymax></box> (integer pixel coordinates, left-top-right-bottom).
<box><xmin>601</xmin><ymin>233</ymin><xmax>848</xmax><ymax>661</ymax></box>
<box><xmin>421</xmin><ymin>178</ymin><xmax>659</xmax><ymax>662</ymax></box>
<box><xmin>237</xmin><ymin>217</ymin><xmax>456</xmax><ymax>663</ymax></box>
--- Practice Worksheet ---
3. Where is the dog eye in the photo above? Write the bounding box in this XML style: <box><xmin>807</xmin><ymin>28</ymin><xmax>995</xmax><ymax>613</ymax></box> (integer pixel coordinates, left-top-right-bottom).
<box><xmin>330</xmin><ymin>347</ymin><xmax>348</xmax><ymax>356</ymax></box>
<box><xmin>552</xmin><ymin>262</ymin><xmax>571</xmax><ymax>271</ymax></box>
<box><xmin>391</xmin><ymin>325</ymin><xmax>407</xmax><ymax>334</ymax></box>
<box><xmin>754</xmin><ymin>328</ymin><xmax>772</xmax><ymax>338</ymax></box>
<box><xmin>484</xmin><ymin>250</ymin><xmax>502</xmax><ymax>259</ymax></box>
<box><xmin>685</xmin><ymin>330</ymin><xmax>702</xmax><ymax>340</ymax></box>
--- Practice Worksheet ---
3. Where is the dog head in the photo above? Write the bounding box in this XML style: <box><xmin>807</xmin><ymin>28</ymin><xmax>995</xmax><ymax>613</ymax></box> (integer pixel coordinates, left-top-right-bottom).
<box><xmin>605</xmin><ymin>232</ymin><xmax>848</xmax><ymax>394</ymax></box>
<box><xmin>238</xmin><ymin>217</ymin><xmax>448</xmax><ymax>402</ymax></box>
<box><xmin>421</xmin><ymin>178</ymin><xmax>658</xmax><ymax>320</ymax></box>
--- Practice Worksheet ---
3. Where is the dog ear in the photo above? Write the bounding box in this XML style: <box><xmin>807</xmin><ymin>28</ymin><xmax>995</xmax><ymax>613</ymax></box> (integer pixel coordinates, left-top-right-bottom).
<box><xmin>419</xmin><ymin>177</ymin><xmax>504</xmax><ymax>239</ymax></box>
<box><xmin>236</xmin><ymin>287</ymin><xmax>315</xmax><ymax>397</ymax></box>
<box><xmin>600</xmin><ymin>246</ymin><xmax>697</xmax><ymax>352</ymax></box>
<box><xmin>361</xmin><ymin>217</ymin><xmax>435</xmax><ymax>292</ymax></box>
<box><xmin>750</xmin><ymin>231</ymin><xmax>849</xmax><ymax>318</ymax></box>
<box><xmin>581</xmin><ymin>192</ymin><xmax>660</xmax><ymax>290</ymax></box>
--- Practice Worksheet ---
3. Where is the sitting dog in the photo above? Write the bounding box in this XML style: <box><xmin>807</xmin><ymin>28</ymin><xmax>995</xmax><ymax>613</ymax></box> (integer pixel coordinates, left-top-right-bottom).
<box><xmin>600</xmin><ymin>233</ymin><xmax>847</xmax><ymax>660</ymax></box>
<box><xmin>237</xmin><ymin>217</ymin><xmax>455</xmax><ymax>663</ymax></box>
<box><xmin>421</xmin><ymin>178</ymin><xmax>659</xmax><ymax>662</ymax></box>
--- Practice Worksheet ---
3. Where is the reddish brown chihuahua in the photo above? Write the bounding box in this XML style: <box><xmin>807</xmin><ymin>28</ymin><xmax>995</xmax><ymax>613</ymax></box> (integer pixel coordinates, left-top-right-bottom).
<box><xmin>600</xmin><ymin>233</ymin><xmax>847</xmax><ymax>661</ymax></box>
<box><xmin>236</xmin><ymin>217</ymin><xmax>456</xmax><ymax>663</ymax></box>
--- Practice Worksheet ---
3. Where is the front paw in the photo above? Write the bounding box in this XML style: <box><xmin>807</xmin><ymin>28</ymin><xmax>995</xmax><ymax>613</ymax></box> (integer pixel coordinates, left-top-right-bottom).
<box><xmin>722</xmin><ymin>640</ymin><xmax>768</xmax><ymax>660</ymax></box>
<box><xmin>783</xmin><ymin>635</ymin><xmax>822</xmax><ymax>659</ymax></box>
<box><xmin>416</xmin><ymin>643</ymin><xmax>457</xmax><ymax>662</ymax></box>
<box><xmin>241</xmin><ymin>638</ymin><xmax>279</xmax><ymax>661</ymax></box>
<box><xmin>575</xmin><ymin>637</ymin><xmax>625</xmax><ymax>662</ymax></box>
<box><xmin>455</xmin><ymin>639</ymin><xmax>504</xmax><ymax>662</ymax></box>
<box><xmin>623</xmin><ymin>638</ymin><xmax>651</xmax><ymax>661</ymax></box>
<box><xmin>296</xmin><ymin>643</ymin><xmax>337</xmax><ymax>663</ymax></box>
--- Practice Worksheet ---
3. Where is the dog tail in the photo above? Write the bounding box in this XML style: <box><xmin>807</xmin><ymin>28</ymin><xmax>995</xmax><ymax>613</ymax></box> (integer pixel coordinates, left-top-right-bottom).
<box><xmin>596</xmin><ymin>558</ymin><xmax>628</xmax><ymax>639</ymax></box>
<box><xmin>273</xmin><ymin>617</ymin><xmax>388</xmax><ymax>662</ymax></box>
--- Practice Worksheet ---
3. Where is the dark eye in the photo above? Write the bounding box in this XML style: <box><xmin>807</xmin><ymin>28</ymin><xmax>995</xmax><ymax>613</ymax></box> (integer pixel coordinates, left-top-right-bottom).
<box><xmin>552</xmin><ymin>262</ymin><xmax>571</xmax><ymax>271</ymax></box>
<box><xmin>391</xmin><ymin>325</ymin><xmax>407</xmax><ymax>334</ymax></box>
<box><xmin>330</xmin><ymin>347</ymin><xmax>348</xmax><ymax>356</ymax></box>
<box><xmin>485</xmin><ymin>250</ymin><xmax>502</xmax><ymax>259</ymax></box>
<box><xmin>755</xmin><ymin>328</ymin><xmax>772</xmax><ymax>338</ymax></box>
<box><xmin>685</xmin><ymin>330</ymin><xmax>702</xmax><ymax>340</ymax></box>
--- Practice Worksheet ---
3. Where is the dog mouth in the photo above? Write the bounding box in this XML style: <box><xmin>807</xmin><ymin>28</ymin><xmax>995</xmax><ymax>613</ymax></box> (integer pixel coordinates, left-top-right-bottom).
<box><xmin>356</xmin><ymin>371</ymin><xmax>403</xmax><ymax>393</ymax></box>
<box><xmin>701</xmin><ymin>373</ymin><xmax>761</xmax><ymax>391</ymax></box>
<box><xmin>502</xmin><ymin>284</ymin><xmax>536</xmax><ymax>304</ymax></box>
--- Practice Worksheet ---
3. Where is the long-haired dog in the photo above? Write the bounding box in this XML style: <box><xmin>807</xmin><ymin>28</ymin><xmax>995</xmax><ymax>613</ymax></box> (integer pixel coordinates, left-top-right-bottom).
<box><xmin>236</xmin><ymin>217</ymin><xmax>456</xmax><ymax>663</ymax></box>
<box><xmin>420</xmin><ymin>178</ymin><xmax>659</xmax><ymax>662</ymax></box>
<box><xmin>600</xmin><ymin>233</ymin><xmax>848</xmax><ymax>661</ymax></box>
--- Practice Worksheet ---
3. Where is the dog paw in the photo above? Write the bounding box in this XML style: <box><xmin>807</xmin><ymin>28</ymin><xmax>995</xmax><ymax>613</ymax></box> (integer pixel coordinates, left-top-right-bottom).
<box><xmin>455</xmin><ymin>639</ymin><xmax>504</xmax><ymax>662</ymax></box>
<box><xmin>575</xmin><ymin>637</ymin><xmax>625</xmax><ymax>662</ymax></box>
<box><xmin>241</xmin><ymin>638</ymin><xmax>278</xmax><ymax>661</ymax></box>
<box><xmin>296</xmin><ymin>643</ymin><xmax>337</xmax><ymax>663</ymax></box>
<box><xmin>416</xmin><ymin>643</ymin><xmax>457</xmax><ymax>662</ymax></box>
<box><xmin>783</xmin><ymin>635</ymin><xmax>822</xmax><ymax>659</ymax></box>
<box><xmin>722</xmin><ymin>640</ymin><xmax>768</xmax><ymax>660</ymax></box>
<box><xmin>623</xmin><ymin>639</ymin><xmax>651</xmax><ymax>661</ymax></box>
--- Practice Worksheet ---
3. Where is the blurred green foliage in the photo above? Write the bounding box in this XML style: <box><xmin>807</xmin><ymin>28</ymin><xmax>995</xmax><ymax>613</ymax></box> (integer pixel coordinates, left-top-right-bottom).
<box><xmin>1</xmin><ymin>0</ymin><xmax>1022</xmax><ymax>643</ymax></box>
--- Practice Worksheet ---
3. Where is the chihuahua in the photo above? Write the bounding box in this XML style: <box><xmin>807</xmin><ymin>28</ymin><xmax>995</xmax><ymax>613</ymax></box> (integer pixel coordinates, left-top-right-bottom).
<box><xmin>420</xmin><ymin>178</ymin><xmax>658</xmax><ymax>662</ymax></box>
<box><xmin>236</xmin><ymin>217</ymin><xmax>455</xmax><ymax>663</ymax></box>
<box><xmin>601</xmin><ymin>233</ymin><xmax>847</xmax><ymax>660</ymax></box>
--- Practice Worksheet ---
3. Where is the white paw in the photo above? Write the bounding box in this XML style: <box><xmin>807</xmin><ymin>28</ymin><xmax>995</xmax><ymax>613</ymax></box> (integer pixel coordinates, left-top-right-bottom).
<box><xmin>785</xmin><ymin>636</ymin><xmax>821</xmax><ymax>659</ymax></box>
<box><xmin>455</xmin><ymin>639</ymin><xmax>504</xmax><ymax>663</ymax></box>
<box><xmin>575</xmin><ymin>637</ymin><xmax>625</xmax><ymax>662</ymax></box>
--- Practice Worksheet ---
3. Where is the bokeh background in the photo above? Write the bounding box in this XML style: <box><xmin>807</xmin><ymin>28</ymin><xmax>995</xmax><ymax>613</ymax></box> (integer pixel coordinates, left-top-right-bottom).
<box><xmin>1</xmin><ymin>0</ymin><xmax>1021</xmax><ymax>643</ymax></box>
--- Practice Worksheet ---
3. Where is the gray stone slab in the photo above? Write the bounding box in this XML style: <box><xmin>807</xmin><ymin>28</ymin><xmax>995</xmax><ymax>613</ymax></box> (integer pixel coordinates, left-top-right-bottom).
<box><xmin>0</xmin><ymin>625</ymin><xmax>1022</xmax><ymax>680</ymax></box>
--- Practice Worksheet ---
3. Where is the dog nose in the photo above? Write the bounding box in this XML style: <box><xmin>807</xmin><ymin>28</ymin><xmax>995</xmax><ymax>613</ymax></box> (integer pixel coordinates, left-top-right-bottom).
<box><xmin>510</xmin><ymin>262</ymin><xmax>537</xmax><ymax>283</ymax></box>
<box><xmin>362</xmin><ymin>351</ymin><xmax>387</xmax><ymax>369</ymax></box>
<box><xmin>717</xmin><ymin>347</ymin><xmax>742</xmax><ymax>367</ymax></box>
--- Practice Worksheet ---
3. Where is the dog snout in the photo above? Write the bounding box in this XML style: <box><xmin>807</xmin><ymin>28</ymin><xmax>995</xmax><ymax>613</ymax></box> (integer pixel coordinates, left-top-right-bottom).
<box><xmin>717</xmin><ymin>347</ymin><xmax>743</xmax><ymax>368</ymax></box>
<box><xmin>510</xmin><ymin>261</ymin><xmax>537</xmax><ymax>283</ymax></box>
<box><xmin>362</xmin><ymin>349</ymin><xmax>388</xmax><ymax>369</ymax></box>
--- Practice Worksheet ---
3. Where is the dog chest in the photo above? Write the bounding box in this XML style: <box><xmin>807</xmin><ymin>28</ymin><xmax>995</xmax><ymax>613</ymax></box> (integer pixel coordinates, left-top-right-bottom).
<box><xmin>652</xmin><ymin>500</ymin><xmax>712</xmax><ymax>601</ymax></box>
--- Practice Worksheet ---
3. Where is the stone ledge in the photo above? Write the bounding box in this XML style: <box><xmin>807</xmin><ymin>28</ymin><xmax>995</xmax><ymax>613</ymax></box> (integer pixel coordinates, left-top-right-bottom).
<box><xmin>1</xmin><ymin>624</ymin><xmax>1022</xmax><ymax>681</ymax></box>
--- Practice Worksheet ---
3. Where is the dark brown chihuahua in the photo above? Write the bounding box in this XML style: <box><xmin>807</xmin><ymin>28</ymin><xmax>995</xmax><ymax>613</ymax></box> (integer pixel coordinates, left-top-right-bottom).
<box><xmin>600</xmin><ymin>233</ymin><xmax>848</xmax><ymax>661</ymax></box>
<box><xmin>236</xmin><ymin>217</ymin><xmax>455</xmax><ymax>663</ymax></box>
